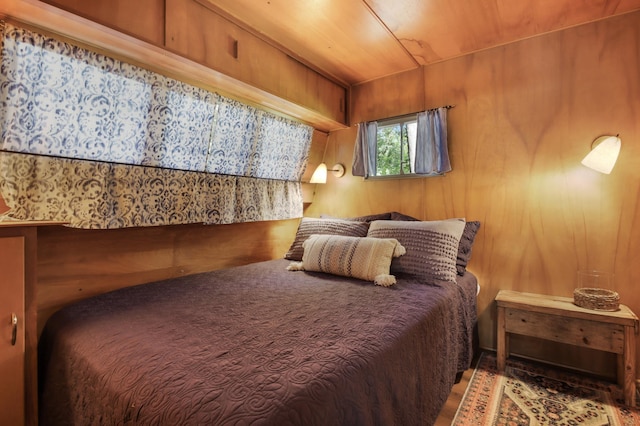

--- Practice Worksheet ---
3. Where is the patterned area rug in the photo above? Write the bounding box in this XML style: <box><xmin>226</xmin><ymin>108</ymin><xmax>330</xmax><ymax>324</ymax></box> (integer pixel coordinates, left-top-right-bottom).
<box><xmin>453</xmin><ymin>352</ymin><xmax>640</xmax><ymax>425</ymax></box>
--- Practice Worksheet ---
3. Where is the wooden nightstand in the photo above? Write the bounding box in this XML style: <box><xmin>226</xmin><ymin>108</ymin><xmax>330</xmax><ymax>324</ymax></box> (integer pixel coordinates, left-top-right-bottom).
<box><xmin>496</xmin><ymin>289</ymin><xmax>639</xmax><ymax>406</ymax></box>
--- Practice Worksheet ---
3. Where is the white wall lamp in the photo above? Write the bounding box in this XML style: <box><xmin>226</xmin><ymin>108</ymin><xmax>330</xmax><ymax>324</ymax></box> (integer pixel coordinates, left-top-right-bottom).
<box><xmin>309</xmin><ymin>163</ymin><xmax>345</xmax><ymax>184</ymax></box>
<box><xmin>581</xmin><ymin>135</ymin><xmax>621</xmax><ymax>174</ymax></box>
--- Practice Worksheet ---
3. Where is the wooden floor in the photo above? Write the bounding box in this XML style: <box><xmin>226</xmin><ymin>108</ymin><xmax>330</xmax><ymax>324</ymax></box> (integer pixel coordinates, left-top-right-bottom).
<box><xmin>433</xmin><ymin>361</ymin><xmax>475</xmax><ymax>425</ymax></box>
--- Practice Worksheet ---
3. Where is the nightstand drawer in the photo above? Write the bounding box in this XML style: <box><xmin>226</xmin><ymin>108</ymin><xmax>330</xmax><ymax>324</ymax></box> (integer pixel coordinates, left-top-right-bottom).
<box><xmin>505</xmin><ymin>308</ymin><xmax>625</xmax><ymax>353</ymax></box>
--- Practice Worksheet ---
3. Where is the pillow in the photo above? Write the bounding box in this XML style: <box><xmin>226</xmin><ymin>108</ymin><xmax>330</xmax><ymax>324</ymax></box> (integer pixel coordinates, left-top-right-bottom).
<box><xmin>284</xmin><ymin>217</ymin><xmax>370</xmax><ymax>261</ymax></box>
<box><xmin>367</xmin><ymin>219</ymin><xmax>466</xmax><ymax>283</ymax></box>
<box><xmin>457</xmin><ymin>221</ymin><xmax>481</xmax><ymax>275</ymax></box>
<box><xmin>389</xmin><ymin>211</ymin><xmax>419</xmax><ymax>221</ymax></box>
<box><xmin>287</xmin><ymin>234</ymin><xmax>406</xmax><ymax>287</ymax></box>
<box><xmin>320</xmin><ymin>212</ymin><xmax>392</xmax><ymax>222</ymax></box>
<box><xmin>316</xmin><ymin>213</ymin><xmax>477</xmax><ymax>275</ymax></box>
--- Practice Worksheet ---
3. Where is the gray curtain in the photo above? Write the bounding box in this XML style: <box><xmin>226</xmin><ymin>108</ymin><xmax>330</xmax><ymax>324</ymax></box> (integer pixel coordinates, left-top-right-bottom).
<box><xmin>352</xmin><ymin>121</ymin><xmax>378</xmax><ymax>177</ymax></box>
<box><xmin>415</xmin><ymin>108</ymin><xmax>451</xmax><ymax>174</ymax></box>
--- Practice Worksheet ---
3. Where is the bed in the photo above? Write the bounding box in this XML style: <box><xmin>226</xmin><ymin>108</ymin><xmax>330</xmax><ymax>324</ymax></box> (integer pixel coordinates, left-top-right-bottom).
<box><xmin>38</xmin><ymin>215</ymin><xmax>480</xmax><ymax>425</ymax></box>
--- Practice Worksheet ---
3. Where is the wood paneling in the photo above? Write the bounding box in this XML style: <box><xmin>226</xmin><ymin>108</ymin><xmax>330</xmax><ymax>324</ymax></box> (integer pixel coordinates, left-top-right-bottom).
<box><xmin>165</xmin><ymin>0</ymin><xmax>347</xmax><ymax>125</ymax></box>
<box><xmin>368</xmin><ymin>0</ymin><xmax>640</xmax><ymax>66</ymax></box>
<box><xmin>0</xmin><ymin>236</ymin><xmax>25</xmax><ymax>426</ymax></box>
<box><xmin>307</xmin><ymin>11</ymin><xmax>640</xmax><ymax>378</ymax></box>
<box><xmin>36</xmin><ymin>219</ymin><xmax>300</xmax><ymax>334</ymax></box>
<box><xmin>40</xmin><ymin>0</ymin><xmax>165</xmax><ymax>46</ymax></box>
<box><xmin>0</xmin><ymin>224</ymin><xmax>52</xmax><ymax>426</ymax></box>
<box><xmin>179</xmin><ymin>1</ymin><xmax>640</xmax><ymax>85</ymax></box>
<box><xmin>36</xmin><ymin>0</ymin><xmax>640</xmax><ymax>90</ymax></box>
<box><xmin>350</xmin><ymin>66</ymin><xmax>424</xmax><ymax>124</ymax></box>
<box><xmin>199</xmin><ymin>0</ymin><xmax>417</xmax><ymax>85</ymax></box>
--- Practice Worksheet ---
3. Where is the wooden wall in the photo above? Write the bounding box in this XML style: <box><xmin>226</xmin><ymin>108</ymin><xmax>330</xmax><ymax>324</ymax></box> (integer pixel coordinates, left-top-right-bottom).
<box><xmin>41</xmin><ymin>0</ymin><xmax>165</xmax><ymax>45</ymax></box>
<box><xmin>35</xmin><ymin>220</ymin><xmax>298</xmax><ymax>332</ymax></box>
<box><xmin>306</xmin><ymin>11</ymin><xmax>640</xmax><ymax>378</ymax></box>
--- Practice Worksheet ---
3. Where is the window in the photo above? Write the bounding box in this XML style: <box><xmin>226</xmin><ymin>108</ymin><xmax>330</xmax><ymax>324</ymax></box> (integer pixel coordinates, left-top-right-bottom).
<box><xmin>375</xmin><ymin>115</ymin><xmax>417</xmax><ymax>176</ymax></box>
<box><xmin>352</xmin><ymin>107</ymin><xmax>451</xmax><ymax>179</ymax></box>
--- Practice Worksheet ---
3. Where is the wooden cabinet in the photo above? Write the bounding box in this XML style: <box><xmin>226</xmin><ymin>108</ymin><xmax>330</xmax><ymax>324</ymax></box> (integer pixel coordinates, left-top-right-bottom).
<box><xmin>164</xmin><ymin>0</ymin><xmax>347</xmax><ymax>125</ymax></box>
<box><xmin>496</xmin><ymin>290</ymin><xmax>639</xmax><ymax>406</ymax></box>
<box><xmin>0</xmin><ymin>222</ymin><xmax>63</xmax><ymax>426</ymax></box>
<box><xmin>38</xmin><ymin>0</ymin><xmax>348</xmax><ymax>127</ymax></box>
<box><xmin>0</xmin><ymin>234</ymin><xmax>26</xmax><ymax>426</ymax></box>
<box><xmin>39</xmin><ymin>0</ymin><xmax>165</xmax><ymax>46</ymax></box>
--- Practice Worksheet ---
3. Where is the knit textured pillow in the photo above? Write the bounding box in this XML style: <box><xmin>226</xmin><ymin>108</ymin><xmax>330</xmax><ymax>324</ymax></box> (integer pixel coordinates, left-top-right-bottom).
<box><xmin>367</xmin><ymin>218</ymin><xmax>466</xmax><ymax>283</ymax></box>
<box><xmin>287</xmin><ymin>234</ymin><xmax>406</xmax><ymax>287</ymax></box>
<box><xmin>284</xmin><ymin>217</ymin><xmax>370</xmax><ymax>261</ymax></box>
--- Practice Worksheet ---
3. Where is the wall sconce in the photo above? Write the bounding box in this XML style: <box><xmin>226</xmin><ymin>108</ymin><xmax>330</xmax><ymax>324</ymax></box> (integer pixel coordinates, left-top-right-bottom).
<box><xmin>581</xmin><ymin>135</ymin><xmax>621</xmax><ymax>174</ymax></box>
<box><xmin>309</xmin><ymin>163</ymin><xmax>345</xmax><ymax>184</ymax></box>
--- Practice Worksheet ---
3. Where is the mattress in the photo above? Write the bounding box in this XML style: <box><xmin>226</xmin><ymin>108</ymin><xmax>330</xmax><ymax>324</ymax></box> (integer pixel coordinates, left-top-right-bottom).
<box><xmin>38</xmin><ymin>258</ymin><xmax>477</xmax><ymax>425</ymax></box>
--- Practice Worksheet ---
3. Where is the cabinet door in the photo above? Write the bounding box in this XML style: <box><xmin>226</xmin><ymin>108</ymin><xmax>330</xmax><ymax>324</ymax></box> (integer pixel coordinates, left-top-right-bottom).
<box><xmin>0</xmin><ymin>236</ymin><xmax>25</xmax><ymax>426</ymax></box>
<box><xmin>40</xmin><ymin>0</ymin><xmax>165</xmax><ymax>46</ymax></box>
<box><xmin>165</xmin><ymin>0</ymin><xmax>347</xmax><ymax>125</ymax></box>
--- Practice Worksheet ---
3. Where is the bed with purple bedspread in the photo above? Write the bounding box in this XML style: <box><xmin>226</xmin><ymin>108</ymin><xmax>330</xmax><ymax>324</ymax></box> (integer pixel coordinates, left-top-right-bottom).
<box><xmin>39</xmin><ymin>258</ymin><xmax>477</xmax><ymax>425</ymax></box>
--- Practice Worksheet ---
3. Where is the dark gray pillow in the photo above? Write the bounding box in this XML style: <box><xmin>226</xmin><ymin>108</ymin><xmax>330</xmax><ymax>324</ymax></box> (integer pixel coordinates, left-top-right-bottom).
<box><xmin>284</xmin><ymin>217</ymin><xmax>370</xmax><ymax>261</ymax></box>
<box><xmin>320</xmin><ymin>212</ymin><xmax>392</xmax><ymax>222</ymax></box>
<box><xmin>457</xmin><ymin>221</ymin><xmax>481</xmax><ymax>275</ymax></box>
<box><xmin>389</xmin><ymin>211</ymin><xmax>419</xmax><ymax>221</ymax></box>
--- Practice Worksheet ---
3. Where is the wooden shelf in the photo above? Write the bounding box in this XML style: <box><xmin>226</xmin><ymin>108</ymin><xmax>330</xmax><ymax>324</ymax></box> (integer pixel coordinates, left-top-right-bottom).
<box><xmin>0</xmin><ymin>220</ymin><xmax>67</xmax><ymax>228</ymax></box>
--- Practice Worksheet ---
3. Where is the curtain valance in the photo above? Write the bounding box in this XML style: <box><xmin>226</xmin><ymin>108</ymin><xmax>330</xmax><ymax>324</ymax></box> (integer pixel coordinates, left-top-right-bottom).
<box><xmin>0</xmin><ymin>152</ymin><xmax>302</xmax><ymax>228</ymax></box>
<box><xmin>0</xmin><ymin>22</ymin><xmax>311</xmax><ymax>228</ymax></box>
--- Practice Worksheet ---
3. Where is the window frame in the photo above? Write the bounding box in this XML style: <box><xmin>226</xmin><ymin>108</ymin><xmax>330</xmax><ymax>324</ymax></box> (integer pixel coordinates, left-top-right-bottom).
<box><xmin>371</xmin><ymin>113</ymin><xmax>419</xmax><ymax>179</ymax></box>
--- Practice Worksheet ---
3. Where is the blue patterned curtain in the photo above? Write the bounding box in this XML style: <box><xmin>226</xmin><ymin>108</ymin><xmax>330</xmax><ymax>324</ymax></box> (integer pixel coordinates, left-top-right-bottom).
<box><xmin>0</xmin><ymin>23</ymin><xmax>312</xmax><ymax>228</ymax></box>
<box><xmin>206</xmin><ymin>96</ymin><xmax>257</xmax><ymax>177</ymax></box>
<box><xmin>206</xmin><ymin>95</ymin><xmax>311</xmax><ymax>181</ymax></box>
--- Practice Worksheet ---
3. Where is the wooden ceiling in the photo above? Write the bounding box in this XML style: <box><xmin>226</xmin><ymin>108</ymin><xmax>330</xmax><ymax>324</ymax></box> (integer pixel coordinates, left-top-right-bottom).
<box><xmin>202</xmin><ymin>0</ymin><xmax>640</xmax><ymax>86</ymax></box>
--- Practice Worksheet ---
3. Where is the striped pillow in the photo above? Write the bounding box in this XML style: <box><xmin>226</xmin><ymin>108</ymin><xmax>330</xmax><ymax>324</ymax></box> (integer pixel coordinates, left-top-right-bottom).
<box><xmin>284</xmin><ymin>217</ymin><xmax>370</xmax><ymax>261</ymax></box>
<box><xmin>367</xmin><ymin>219</ymin><xmax>466</xmax><ymax>283</ymax></box>
<box><xmin>287</xmin><ymin>234</ymin><xmax>405</xmax><ymax>287</ymax></box>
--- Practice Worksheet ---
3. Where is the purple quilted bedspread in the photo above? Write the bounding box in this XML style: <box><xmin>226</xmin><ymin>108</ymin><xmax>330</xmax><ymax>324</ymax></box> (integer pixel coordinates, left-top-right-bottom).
<box><xmin>39</xmin><ymin>259</ymin><xmax>477</xmax><ymax>425</ymax></box>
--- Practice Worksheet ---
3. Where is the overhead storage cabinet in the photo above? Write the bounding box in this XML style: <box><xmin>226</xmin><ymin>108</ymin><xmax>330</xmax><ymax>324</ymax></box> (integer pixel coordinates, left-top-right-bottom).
<box><xmin>41</xmin><ymin>0</ymin><xmax>348</xmax><ymax>126</ymax></box>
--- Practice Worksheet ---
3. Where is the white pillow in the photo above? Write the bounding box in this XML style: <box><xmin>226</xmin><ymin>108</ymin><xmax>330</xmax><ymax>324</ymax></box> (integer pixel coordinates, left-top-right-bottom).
<box><xmin>287</xmin><ymin>234</ymin><xmax>405</xmax><ymax>287</ymax></box>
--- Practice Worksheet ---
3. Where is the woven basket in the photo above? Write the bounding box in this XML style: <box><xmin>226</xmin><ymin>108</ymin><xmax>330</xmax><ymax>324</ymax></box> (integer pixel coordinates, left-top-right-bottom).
<box><xmin>573</xmin><ymin>287</ymin><xmax>620</xmax><ymax>311</ymax></box>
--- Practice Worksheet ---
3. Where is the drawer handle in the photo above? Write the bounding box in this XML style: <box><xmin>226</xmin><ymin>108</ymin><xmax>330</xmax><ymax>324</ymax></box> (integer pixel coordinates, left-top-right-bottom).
<box><xmin>11</xmin><ymin>313</ymin><xmax>17</xmax><ymax>346</ymax></box>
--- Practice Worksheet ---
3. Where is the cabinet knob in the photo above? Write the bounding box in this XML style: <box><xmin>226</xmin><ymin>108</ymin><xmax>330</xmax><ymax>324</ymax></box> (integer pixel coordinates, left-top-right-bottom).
<box><xmin>10</xmin><ymin>313</ymin><xmax>17</xmax><ymax>346</ymax></box>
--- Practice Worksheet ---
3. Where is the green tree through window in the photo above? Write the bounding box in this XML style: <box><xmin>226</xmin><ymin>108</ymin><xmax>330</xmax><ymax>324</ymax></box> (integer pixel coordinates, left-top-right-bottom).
<box><xmin>376</xmin><ymin>117</ymin><xmax>416</xmax><ymax>176</ymax></box>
